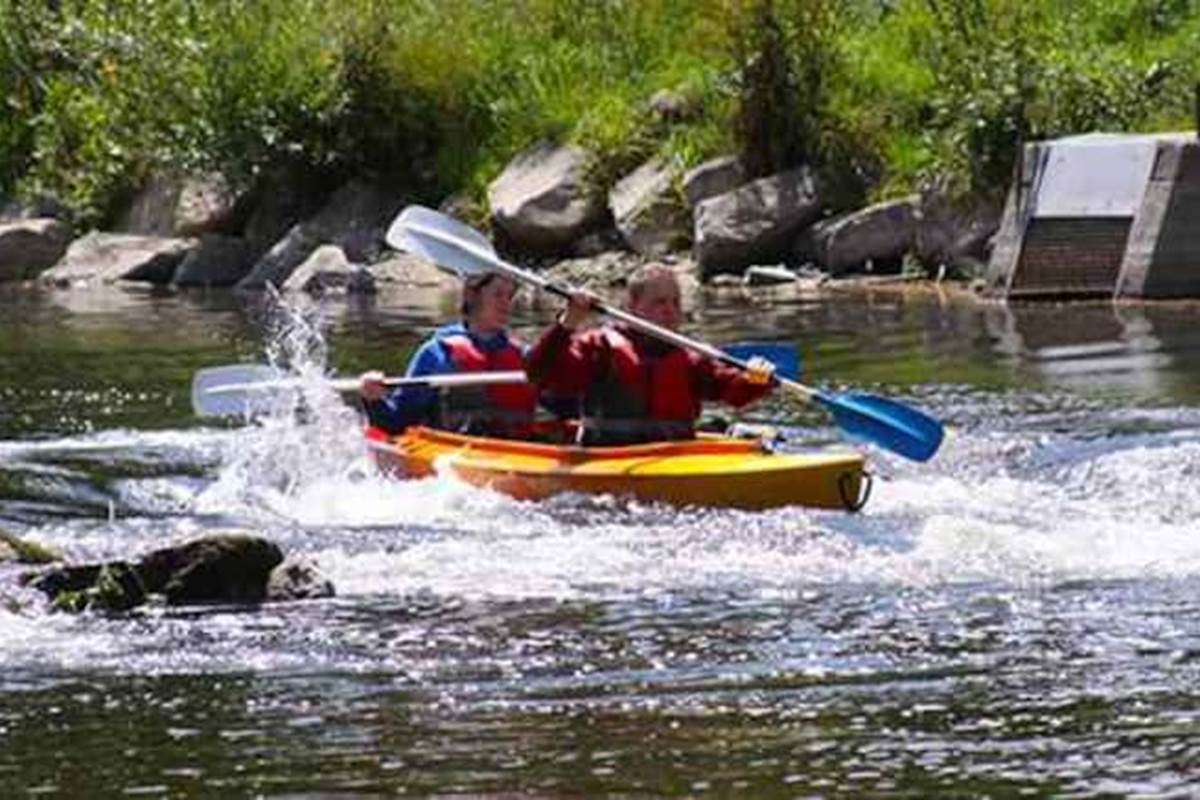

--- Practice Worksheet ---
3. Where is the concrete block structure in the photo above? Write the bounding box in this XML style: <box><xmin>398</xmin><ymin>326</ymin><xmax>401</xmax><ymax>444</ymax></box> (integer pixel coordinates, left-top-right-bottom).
<box><xmin>988</xmin><ymin>132</ymin><xmax>1200</xmax><ymax>299</ymax></box>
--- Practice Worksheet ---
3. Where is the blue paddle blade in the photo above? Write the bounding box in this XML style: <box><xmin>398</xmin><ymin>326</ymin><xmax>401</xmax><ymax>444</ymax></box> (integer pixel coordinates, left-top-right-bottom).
<box><xmin>723</xmin><ymin>343</ymin><xmax>801</xmax><ymax>381</ymax></box>
<box><xmin>815</xmin><ymin>391</ymin><xmax>944</xmax><ymax>462</ymax></box>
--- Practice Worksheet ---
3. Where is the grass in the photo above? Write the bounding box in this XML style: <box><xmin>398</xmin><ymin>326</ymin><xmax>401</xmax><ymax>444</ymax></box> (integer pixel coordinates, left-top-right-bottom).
<box><xmin>1</xmin><ymin>0</ymin><xmax>1196</xmax><ymax>228</ymax></box>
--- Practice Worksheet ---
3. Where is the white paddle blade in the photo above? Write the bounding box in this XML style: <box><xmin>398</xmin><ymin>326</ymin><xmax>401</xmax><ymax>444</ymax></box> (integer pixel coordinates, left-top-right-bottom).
<box><xmin>191</xmin><ymin>364</ymin><xmax>286</xmax><ymax>418</ymax></box>
<box><xmin>385</xmin><ymin>205</ymin><xmax>496</xmax><ymax>279</ymax></box>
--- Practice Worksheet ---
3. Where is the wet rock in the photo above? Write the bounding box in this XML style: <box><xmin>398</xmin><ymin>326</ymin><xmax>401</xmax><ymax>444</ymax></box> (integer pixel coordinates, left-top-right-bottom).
<box><xmin>0</xmin><ymin>530</ymin><xmax>62</xmax><ymax>564</ymax></box>
<box><xmin>24</xmin><ymin>532</ymin><xmax>293</xmax><ymax>612</ymax></box>
<box><xmin>23</xmin><ymin>563</ymin><xmax>102</xmax><ymax>598</ymax></box>
<box><xmin>52</xmin><ymin>562</ymin><xmax>145</xmax><ymax>613</ymax></box>
<box><xmin>266</xmin><ymin>556</ymin><xmax>335</xmax><ymax>601</ymax></box>
<box><xmin>137</xmin><ymin>533</ymin><xmax>283</xmax><ymax>605</ymax></box>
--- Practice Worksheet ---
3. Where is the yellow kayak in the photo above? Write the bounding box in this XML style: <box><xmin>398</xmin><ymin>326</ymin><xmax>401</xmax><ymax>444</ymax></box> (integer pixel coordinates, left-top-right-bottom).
<box><xmin>368</xmin><ymin>425</ymin><xmax>870</xmax><ymax>511</ymax></box>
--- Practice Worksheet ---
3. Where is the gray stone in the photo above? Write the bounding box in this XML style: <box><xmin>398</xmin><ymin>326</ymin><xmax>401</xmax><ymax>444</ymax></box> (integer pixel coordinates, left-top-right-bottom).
<box><xmin>810</xmin><ymin>198</ymin><xmax>919</xmax><ymax>276</ymax></box>
<box><xmin>266</xmin><ymin>556</ymin><xmax>335</xmax><ymax>601</ymax></box>
<box><xmin>488</xmin><ymin>142</ymin><xmax>606</xmax><ymax>255</ymax></box>
<box><xmin>238</xmin><ymin>180</ymin><xmax>404</xmax><ymax>289</ymax></box>
<box><xmin>609</xmin><ymin>158</ymin><xmax>690</xmax><ymax>256</ymax></box>
<box><xmin>172</xmin><ymin>234</ymin><xmax>253</xmax><ymax>287</ymax></box>
<box><xmin>39</xmin><ymin>231</ymin><xmax>197</xmax><ymax>286</ymax></box>
<box><xmin>0</xmin><ymin>218</ymin><xmax>71</xmax><ymax>282</ymax></box>
<box><xmin>683</xmin><ymin>156</ymin><xmax>745</xmax><ymax>208</ymax></box>
<box><xmin>137</xmin><ymin>533</ymin><xmax>284</xmax><ymax>605</ymax></box>
<box><xmin>693</xmin><ymin>166</ymin><xmax>822</xmax><ymax>276</ymax></box>
<box><xmin>284</xmin><ymin>244</ymin><xmax>376</xmax><ymax>295</ymax></box>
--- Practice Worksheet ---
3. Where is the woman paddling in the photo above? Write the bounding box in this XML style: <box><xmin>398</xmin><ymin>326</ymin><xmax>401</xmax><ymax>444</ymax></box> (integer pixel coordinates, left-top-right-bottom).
<box><xmin>359</xmin><ymin>272</ymin><xmax>538</xmax><ymax>438</ymax></box>
<box><xmin>525</xmin><ymin>264</ymin><xmax>777</xmax><ymax>445</ymax></box>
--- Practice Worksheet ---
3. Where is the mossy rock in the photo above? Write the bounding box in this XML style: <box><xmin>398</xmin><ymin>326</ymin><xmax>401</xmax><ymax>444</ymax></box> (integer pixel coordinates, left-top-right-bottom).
<box><xmin>49</xmin><ymin>562</ymin><xmax>145</xmax><ymax>614</ymax></box>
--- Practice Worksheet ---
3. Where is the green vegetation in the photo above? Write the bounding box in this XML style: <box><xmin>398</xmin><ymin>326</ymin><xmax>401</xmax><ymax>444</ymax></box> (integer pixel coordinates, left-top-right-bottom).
<box><xmin>1</xmin><ymin>0</ymin><xmax>1196</xmax><ymax>227</ymax></box>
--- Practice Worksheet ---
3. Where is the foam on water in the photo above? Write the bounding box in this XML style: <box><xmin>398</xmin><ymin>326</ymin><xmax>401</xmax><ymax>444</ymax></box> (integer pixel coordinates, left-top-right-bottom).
<box><xmin>11</xmin><ymin>294</ymin><xmax>1200</xmax><ymax>616</ymax></box>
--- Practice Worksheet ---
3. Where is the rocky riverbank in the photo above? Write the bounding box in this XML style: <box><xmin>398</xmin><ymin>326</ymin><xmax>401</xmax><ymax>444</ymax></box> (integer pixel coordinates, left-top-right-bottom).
<box><xmin>0</xmin><ymin>143</ymin><xmax>1000</xmax><ymax>299</ymax></box>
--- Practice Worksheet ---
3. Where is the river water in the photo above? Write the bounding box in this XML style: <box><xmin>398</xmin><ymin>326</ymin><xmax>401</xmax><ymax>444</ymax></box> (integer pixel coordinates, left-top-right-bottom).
<box><xmin>1</xmin><ymin>282</ymin><xmax>1199</xmax><ymax>797</ymax></box>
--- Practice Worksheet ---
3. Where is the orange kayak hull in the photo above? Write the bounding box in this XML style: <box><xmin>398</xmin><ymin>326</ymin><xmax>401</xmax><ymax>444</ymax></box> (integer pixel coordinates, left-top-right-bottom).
<box><xmin>369</xmin><ymin>426</ymin><xmax>869</xmax><ymax>512</ymax></box>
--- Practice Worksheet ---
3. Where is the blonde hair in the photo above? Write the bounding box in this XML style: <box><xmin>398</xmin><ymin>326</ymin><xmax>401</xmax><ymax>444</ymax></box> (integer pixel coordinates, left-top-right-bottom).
<box><xmin>625</xmin><ymin>263</ymin><xmax>679</xmax><ymax>304</ymax></box>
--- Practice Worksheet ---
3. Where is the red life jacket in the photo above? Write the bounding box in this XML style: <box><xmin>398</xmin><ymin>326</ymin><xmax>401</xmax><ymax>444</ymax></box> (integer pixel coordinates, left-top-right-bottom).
<box><xmin>439</xmin><ymin>332</ymin><xmax>537</xmax><ymax>438</ymax></box>
<box><xmin>583</xmin><ymin>327</ymin><xmax>697</xmax><ymax>444</ymax></box>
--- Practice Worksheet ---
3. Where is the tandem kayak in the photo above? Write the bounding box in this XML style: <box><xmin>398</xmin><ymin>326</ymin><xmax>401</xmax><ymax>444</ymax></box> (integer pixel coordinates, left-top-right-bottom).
<box><xmin>367</xmin><ymin>425</ymin><xmax>871</xmax><ymax>511</ymax></box>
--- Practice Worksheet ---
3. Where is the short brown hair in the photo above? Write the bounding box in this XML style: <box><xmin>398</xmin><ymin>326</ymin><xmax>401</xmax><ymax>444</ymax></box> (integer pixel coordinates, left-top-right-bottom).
<box><xmin>625</xmin><ymin>263</ymin><xmax>678</xmax><ymax>303</ymax></box>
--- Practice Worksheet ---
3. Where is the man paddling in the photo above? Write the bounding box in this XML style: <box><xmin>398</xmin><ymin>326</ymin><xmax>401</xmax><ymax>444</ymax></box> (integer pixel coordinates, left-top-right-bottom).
<box><xmin>525</xmin><ymin>264</ymin><xmax>777</xmax><ymax>445</ymax></box>
<box><xmin>359</xmin><ymin>272</ymin><xmax>538</xmax><ymax>437</ymax></box>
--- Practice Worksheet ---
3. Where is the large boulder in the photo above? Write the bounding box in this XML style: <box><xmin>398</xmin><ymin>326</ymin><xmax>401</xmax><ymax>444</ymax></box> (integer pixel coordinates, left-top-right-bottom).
<box><xmin>39</xmin><ymin>231</ymin><xmax>197</xmax><ymax>286</ymax></box>
<box><xmin>488</xmin><ymin>142</ymin><xmax>606</xmax><ymax>255</ymax></box>
<box><xmin>116</xmin><ymin>171</ymin><xmax>242</xmax><ymax>237</ymax></box>
<box><xmin>171</xmin><ymin>234</ymin><xmax>254</xmax><ymax>287</ymax></box>
<box><xmin>237</xmin><ymin>180</ymin><xmax>405</xmax><ymax>290</ymax></box>
<box><xmin>137</xmin><ymin>533</ymin><xmax>284</xmax><ymax>605</ymax></box>
<box><xmin>682</xmin><ymin>156</ymin><xmax>745</xmax><ymax>209</ymax></box>
<box><xmin>0</xmin><ymin>218</ymin><xmax>71</xmax><ymax>282</ymax></box>
<box><xmin>22</xmin><ymin>532</ymin><xmax>298</xmax><ymax>612</ymax></box>
<box><xmin>693</xmin><ymin>166</ymin><xmax>822</xmax><ymax>276</ymax></box>
<box><xmin>806</xmin><ymin>197</ymin><xmax>919</xmax><ymax>276</ymax></box>
<box><xmin>609</xmin><ymin>158</ymin><xmax>690</xmax><ymax>256</ymax></box>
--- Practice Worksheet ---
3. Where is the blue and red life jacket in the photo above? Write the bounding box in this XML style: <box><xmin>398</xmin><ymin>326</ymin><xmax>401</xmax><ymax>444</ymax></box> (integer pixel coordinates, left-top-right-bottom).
<box><xmin>439</xmin><ymin>332</ymin><xmax>537</xmax><ymax>438</ymax></box>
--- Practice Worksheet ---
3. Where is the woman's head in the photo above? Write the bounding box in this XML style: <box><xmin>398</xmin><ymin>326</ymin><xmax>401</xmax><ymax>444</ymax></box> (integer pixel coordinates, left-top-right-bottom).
<box><xmin>462</xmin><ymin>273</ymin><xmax>517</xmax><ymax>334</ymax></box>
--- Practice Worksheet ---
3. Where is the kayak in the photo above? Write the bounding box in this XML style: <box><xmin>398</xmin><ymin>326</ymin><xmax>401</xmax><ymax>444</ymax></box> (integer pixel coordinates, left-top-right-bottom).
<box><xmin>367</xmin><ymin>425</ymin><xmax>871</xmax><ymax>511</ymax></box>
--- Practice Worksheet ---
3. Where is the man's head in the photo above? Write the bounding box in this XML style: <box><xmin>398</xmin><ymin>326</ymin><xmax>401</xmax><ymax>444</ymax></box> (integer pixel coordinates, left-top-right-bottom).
<box><xmin>625</xmin><ymin>264</ymin><xmax>683</xmax><ymax>330</ymax></box>
<box><xmin>462</xmin><ymin>272</ymin><xmax>517</xmax><ymax>334</ymax></box>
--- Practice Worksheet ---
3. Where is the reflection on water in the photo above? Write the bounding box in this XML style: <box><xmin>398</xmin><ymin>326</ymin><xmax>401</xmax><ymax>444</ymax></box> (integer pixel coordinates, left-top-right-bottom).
<box><xmin>984</xmin><ymin>300</ymin><xmax>1200</xmax><ymax>399</ymax></box>
<box><xmin>2</xmin><ymin>283</ymin><xmax>1200</xmax><ymax>796</ymax></box>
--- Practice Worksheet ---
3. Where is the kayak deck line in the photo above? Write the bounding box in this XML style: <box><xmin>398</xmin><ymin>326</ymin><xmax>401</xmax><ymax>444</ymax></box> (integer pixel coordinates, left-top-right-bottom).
<box><xmin>366</xmin><ymin>426</ymin><xmax>871</xmax><ymax>512</ymax></box>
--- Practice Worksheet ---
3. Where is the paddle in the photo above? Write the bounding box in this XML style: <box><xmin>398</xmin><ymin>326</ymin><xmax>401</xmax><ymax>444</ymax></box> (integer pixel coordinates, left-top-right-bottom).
<box><xmin>192</xmin><ymin>364</ymin><xmax>527</xmax><ymax>418</ymax></box>
<box><xmin>386</xmin><ymin>205</ymin><xmax>944</xmax><ymax>462</ymax></box>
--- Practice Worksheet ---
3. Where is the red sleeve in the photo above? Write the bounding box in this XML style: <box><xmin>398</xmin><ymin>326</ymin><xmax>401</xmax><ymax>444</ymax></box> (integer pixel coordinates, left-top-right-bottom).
<box><xmin>525</xmin><ymin>323</ymin><xmax>606</xmax><ymax>394</ymax></box>
<box><xmin>694</xmin><ymin>354</ymin><xmax>774</xmax><ymax>408</ymax></box>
